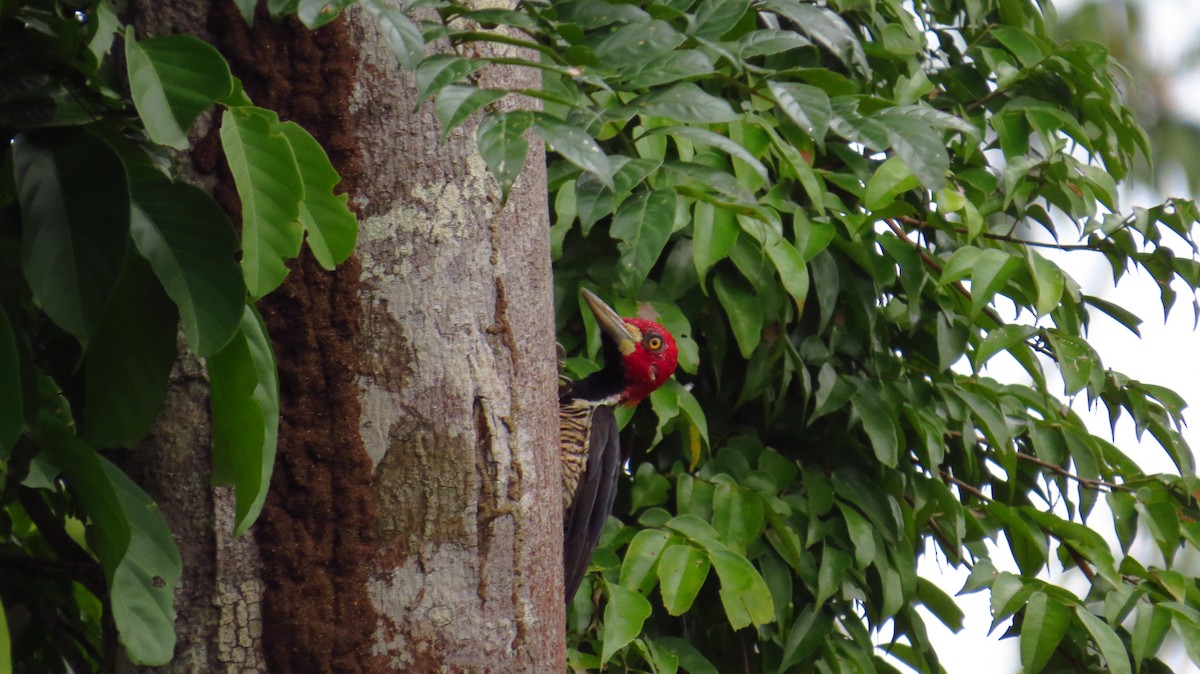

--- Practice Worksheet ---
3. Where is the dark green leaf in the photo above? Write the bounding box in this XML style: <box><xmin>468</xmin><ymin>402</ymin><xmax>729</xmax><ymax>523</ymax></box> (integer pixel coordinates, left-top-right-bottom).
<box><xmin>82</xmin><ymin>256</ymin><xmax>177</xmax><ymax>449</ymax></box>
<box><xmin>1075</xmin><ymin>606</ymin><xmax>1132</xmax><ymax>674</ymax></box>
<box><xmin>102</xmin><ymin>457</ymin><xmax>181</xmax><ymax>665</ymax></box>
<box><xmin>14</xmin><ymin>128</ymin><xmax>130</xmax><ymax>340</ymax></box>
<box><xmin>1020</xmin><ymin>592</ymin><xmax>1071</xmax><ymax>674</ymax></box>
<box><xmin>219</xmin><ymin>106</ymin><xmax>304</xmax><ymax>299</ymax></box>
<box><xmin>778</xmin><ymin>606</ymin><xmax>832</xmax><ymax>672</ymax></box>
<box><xmin>916</xmin><ymin>577</ymin><xmax>964</xmax><ymax>632</ymax></box>
<box><xmin>434</xmin><ymin>85</ymin><xmax>506</xmax><ymax>139</ymax></box>
<box><xmin>532</xmin><ymin>114</ymin><xmax>614</xmax><ymax>188</ymax></box>
<box><xmin>207</xmin><ymin>305</ymin><xmax>279</xmax><ymax>536</ymax></box>
<box><xmin>816</xmin><ymin>546</ymin><xmax>851</xmax><ymax>606</ymax></box>
<box><xmin>632</xmin><ymin>83</ymin><xmax>740</xmax><ymax>124</ymax></box>
<box><xmin>851</xmin><ymin>380</ymin><xmax>899</xmax><ymax>467</ymax></box>
<box><xmin>611</xmin><ymin>189</ymin><xmax>676</xmax><ymax>293</ymax></box>
<box><xmin>1131</xmin><ymin>602</ymin><xmax>1171</xmax><ymax>671</ymax></box>
<box><xmin>714</xmin><ymin>273</ymin><xmax>762</xmax><ymax>359</ymax></box>
<box><xmin>125</xmin><ymin>32</ymin><xmax>233</xmax><ymax>150</ymax></box>
<box><xmin>361</xmin><ymin>0</ymin><xmax>425</xmax><ymax>70</ymax></box>
<box><xmin>277</xmin><ymin>121</ymin><xmax>358</xmax><ymax>270</ymax></box>
<box><xmin>768</xmin><ymin>81</ymin><xmax>831</xmax><ymax>142</ymax></box>
<box><xmin>761</xmin><ymin>0</ymin><xmax>868</xmax><ymax>71</ymax></box>
<box><xmin>477</xmin><ymin>110</ymin><xmax>532</xmax><ymax>201</ymax></box>
<box><xmin>692</xmin><ymin>203</ymin><xmax>739</xmax><ymax>283</ymax></box>
<box><xmin>131</xmin><ymin>179</ymin><xmax>245</xmax><ymax>357</ymax></box>
<box><xmin>415</xmin><ymin>55</ymin><xmax>481</xmax><ymax>105</ymax></box>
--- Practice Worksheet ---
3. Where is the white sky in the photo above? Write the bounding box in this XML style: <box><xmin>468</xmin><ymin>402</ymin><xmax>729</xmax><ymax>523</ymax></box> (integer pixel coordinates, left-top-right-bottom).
<box><xmin>916</xmin><ymin>2</ymin><xmax>1200</xmax><ymax>673</ymax></box>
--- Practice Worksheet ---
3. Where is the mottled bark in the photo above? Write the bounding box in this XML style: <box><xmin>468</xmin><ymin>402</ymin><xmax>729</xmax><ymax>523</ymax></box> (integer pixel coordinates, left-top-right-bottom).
<box><xmin>349</xmin><ymin>8</ymin><xmax>563</xmax><ymax>669</ymax></box>
<box><xmin>122</xmin><ymin>1</ymin><xmax>561</xmax><ymax>671</ymax></box>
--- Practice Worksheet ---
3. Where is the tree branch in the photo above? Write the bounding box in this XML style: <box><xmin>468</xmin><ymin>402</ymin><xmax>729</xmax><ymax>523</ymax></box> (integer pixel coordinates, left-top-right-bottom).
<box><xmin>1016</xmin><ymin>452</ymin><xmax>1130</xmax><ymax>493</ymax></box>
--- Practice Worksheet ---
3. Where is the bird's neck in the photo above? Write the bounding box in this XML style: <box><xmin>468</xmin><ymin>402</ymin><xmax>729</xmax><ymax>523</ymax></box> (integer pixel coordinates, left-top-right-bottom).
<box><xmin>562</xmin><ymin>365</ymin><xmax>628</xmax><ymax>407</ymax></box>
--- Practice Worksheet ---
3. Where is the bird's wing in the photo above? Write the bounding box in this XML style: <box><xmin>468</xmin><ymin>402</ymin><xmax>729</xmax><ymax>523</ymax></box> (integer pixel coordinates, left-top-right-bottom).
<box><xmin>563</xmin><ymin>405</ymin><xmax>621</xmax><ymax>603</ymax></box>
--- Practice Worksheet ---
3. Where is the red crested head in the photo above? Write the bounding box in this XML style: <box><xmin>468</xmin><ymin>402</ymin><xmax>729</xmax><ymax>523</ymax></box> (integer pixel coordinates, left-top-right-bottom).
<box><xmin>579</xmin><ymin>289</ymin><xmax>678</xmax><ymax>406</ymax></box>
<box><xmin>617</xmin><ymin>317</ymin><xmax>678</xmax><ymax>405</ymax></box>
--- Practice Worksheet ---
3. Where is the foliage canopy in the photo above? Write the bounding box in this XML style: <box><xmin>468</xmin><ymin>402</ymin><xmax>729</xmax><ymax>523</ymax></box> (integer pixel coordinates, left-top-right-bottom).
<box><xmin>1</xmin><ymin>0</ymin><xmax>355</xmax><ymax>668</ymax></box>
<box><xmin>3</xmin><ymin>0</ymin><xmax>1200</xmax><ymax>672</ymax></box>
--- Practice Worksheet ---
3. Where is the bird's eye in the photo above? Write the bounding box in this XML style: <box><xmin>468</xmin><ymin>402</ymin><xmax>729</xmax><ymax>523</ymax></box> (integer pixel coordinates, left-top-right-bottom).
<box><xmin>646</xmin><ymin>336</ymin><xmax>663</xmax><ymax>351</ymax></box>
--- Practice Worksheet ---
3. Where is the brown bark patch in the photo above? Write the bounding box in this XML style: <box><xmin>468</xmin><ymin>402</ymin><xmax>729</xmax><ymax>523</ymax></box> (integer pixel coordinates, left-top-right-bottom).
<box><xmin>199</xmin><ymin>3</ymin><xmax>384</xmax><ymax>672</ymax></box>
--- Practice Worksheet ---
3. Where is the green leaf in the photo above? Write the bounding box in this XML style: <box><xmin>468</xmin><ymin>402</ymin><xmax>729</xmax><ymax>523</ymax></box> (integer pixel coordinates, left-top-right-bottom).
<box><xmin>709</xmin><ymin>548</ymin><xmax>775</xmax><ymax>629</ymax></box>
<box><xmin>967</xmin><ymin>249</ymin><xmax>1022</xmax><ymax>318</ymax></box>
<box><xmin>850</xmin><ymin>380</ymin><xmax>899</xmax><ymax>468</ymax></box>
<box><xmin>32</xmin><ymin>422</ymin><xmax>130</xmax><ymax>582</ymax></box>
<box><xmin>477</xmin><ymin>110</ymin><xmax>532</xmax><ymax>201</ymax></box>
<box><xmin>13</xmin><ymin>128</ymin><xmax>130</xmax><ymax>340</ymax></box>
<box><xmin>1131</xmin><ymin>602</ymin><xmax>1171</xmax><ymax>671</ymax></box>
<box><xmin>611</xmin><ymin>189</ymin><xmax>676</xmax><ymax>293</ymax></box>
<box><xmin>916</xmin><ymin>577</ymin><xmax>964</xmax><ymax>632</ymax></box>
<box><xmin>277</xmin><ymin>121</ymin><xmax>358</xmax><ymax>270</ymax></box>
<box><xmin>207</xmin><ymin>305</ymin><xmax>279</xmax><ymax>536</ymax></box>
<box><xmin>1047</xmin><ymin>331</ymin><xmax>1100</xmax><ymax>395</ymax></box>
<box><xmin>712</xmin><ymin>483</ymin><xmax>764</xmax><ymax>554</ymax></box>
<box><xmin>1019</xmin><ymin>592</ymin><xmax>1071</xmax><ymax>674</ymax></box>
<box><xmin>768</xmin><ymin>81</ymin><xmax>831</xmax><ymax>141</ymax></box>
<box><xmin>632</xmin><ymin>83</ymin><xmax>740</xmax><ymax>123</ymax></box>
<box><xmin>601</xmin><ymin>580</ymin><xmax>653</xmax><ymax>665</ymax></box>
<box><xmin>816</xmin><ymin>546</ymin><xmax>851</xmax><ymax>606</ymax></box>
<box><xmin>878</xmin><ymin>115</ymin><xmax>948</xmax><ymax>190</ymax></box>
<box><xmin>361</xmin><ymin>0</ymin><xmax>424</xmax><ymax>70</ymax></box>
<box><xmin>671</xmin><ymin>379</ymin><xmax>710</xmax><ymax>457</ymax></box>
<box><xmin>102</xmin><ymin>457</ymin><xmax>181</xmax><ymax>665</ymax></box>
<box><xmin>657</xmin><ymin>543</ymin><xmax>710</xmax><ymax>615</ymax></box>
<box><xmin>219</xmin><ymin>106</ymin><xmax>304</xmax><ymax>299</ymax></box>
<box><xmin>621</xmin><ymin>528</ymin><xmax>671</xmax><ymax>594</ymax></box>
<box><xmin>693</xmin><ymin>0</ymin><xmax>750</xmax><ymax>38</ymax></box>
<box><xmin>415</xmin><ymin>54</ymin><xmax>481</xmax><ymax>105</ymax></box>
<box><xmin>82</xmin><ymin>256</ymin><xmax>178</xmax><ymax>449</ymax></box>
<box><xmin>864</xmin><ymin>156</ymin><xmax>921</xmax><ymax>211</ymax></box>
<box><xmin>1083</xmin><ymin>294</ymin><xmax>1142</xmax><ymax>337</ymax></box>
<box><xmin>692</xmin><ymin>203</ymin><xmax>739</xmax><ymax>283</ymax></box>
<box><xmin>766</xmin><ymin>238</ymin><xmax>810</xmax><ymax>309</ymax></box>
<box><xmin>531</xmin><ymin>113</ymin><xmax>614</xmax><ymax>188</ymax></box>
<box><xmin>1027</xmin><ymin>250</ymin><xmax>1065</xmax><ymax>317</ymax></box>
<box><xmin>778</xmin><ymin>606</ymin><xmax>833</xmax><ymax>672</ymax></box>
<box><xmin>0</xmin><ymin>308</ymin><xmax>21</xmax><ymax>457</ymax></box>
<box><xmin>125</xmin><ymin>31</ymin><xmax>233</xmax><ymax>149</ymax></box>
<box><xmin>761</xmin><ymin>0</ymin><xmax>868</xmax><ymax>71</ymax></box>
<box><xmin>297</xmin><ymin>0</ymin><xmax>354</xmax><ymax>27</ymax></box>
<box><xmin>973</xmin><ymin>324</ymin><xmax>1037</xmax><ymax>373</ymax></box>
<box><xmin>1076</xmin><ymin>607</ymin><xmax>1132</xmax><ymax>674</ymax></box>
<box><xmin>642</xmin><ymin>126</ymin><xmax>768</xmax><ymax>183</ymax></box>
<box><xmin>130</xmin><ymin>179</ymin><xmax>245</xmax><ymax>357</ymax></box>
<box><xmin>593</xmin><ymin>20</ymin><xmax>685</xmax><ymax>65</ymax></box>
<box><xmin>631</xmin><ymin>461</ymin><xmax>671</xmax><ymax>511</ymax></box>
<box><xmin>434</xmin><ymin>85</ymin><xmax>506</xmax><ymax>139</ymax></box>
<box><xmin>655</xmin><ymin>637</ymin><xmax>719</xmax><ymax>674</ymax></box>
<box><xmin>714</xmin><ymin>273</ymin><xmax>762</xmax><ymax>359</ymax></box>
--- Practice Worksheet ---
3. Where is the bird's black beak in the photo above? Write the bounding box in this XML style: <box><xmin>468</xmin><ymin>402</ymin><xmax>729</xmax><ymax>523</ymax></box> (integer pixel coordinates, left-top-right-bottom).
<box><xmin>581</xmin><ymin>288</ymin><xmax>637</xmax><ymax>356</ymax></box>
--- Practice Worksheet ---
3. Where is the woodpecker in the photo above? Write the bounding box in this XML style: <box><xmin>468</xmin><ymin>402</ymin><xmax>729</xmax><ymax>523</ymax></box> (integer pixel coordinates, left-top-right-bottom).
<box><xmin>561</xmin><ymin>288</ymin><xmax>679</xmax><ymax>603</ymax></box>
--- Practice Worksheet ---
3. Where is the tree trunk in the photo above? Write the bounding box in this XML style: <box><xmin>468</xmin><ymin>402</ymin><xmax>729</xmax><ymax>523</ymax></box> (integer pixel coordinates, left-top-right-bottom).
<box><xmin>123</xmin><ymin>2</ymin><xmax>562</xmax><ymax>671</ymax></box>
